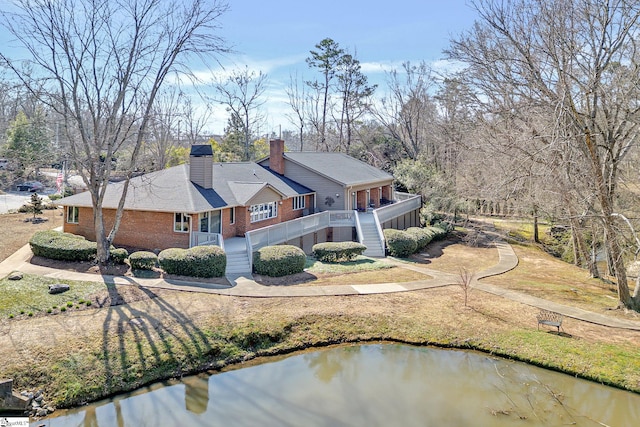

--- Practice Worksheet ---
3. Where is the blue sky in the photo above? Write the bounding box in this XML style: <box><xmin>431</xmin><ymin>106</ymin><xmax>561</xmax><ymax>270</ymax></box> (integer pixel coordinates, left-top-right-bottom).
<box><xmin>205</xmin><ymin>0</ymin><xmax>479</xmax><ymax>134</ymax></box>
<box><xmin>0</xmin><ymin>0</ymin><xmax>480</xmax><ymax>136</ymax></box>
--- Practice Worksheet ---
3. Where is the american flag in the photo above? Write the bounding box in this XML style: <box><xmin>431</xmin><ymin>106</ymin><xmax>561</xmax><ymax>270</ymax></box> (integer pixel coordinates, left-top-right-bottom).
<box><xmin>56</xmin><ymin>171</ymin><xmax>63</xmax><ymax>194</ymax></box>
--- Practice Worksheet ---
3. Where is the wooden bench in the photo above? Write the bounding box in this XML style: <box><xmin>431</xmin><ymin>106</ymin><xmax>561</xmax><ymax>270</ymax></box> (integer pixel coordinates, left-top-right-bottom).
<box><xmin>536</xmin><ymin>309</ymin><xmax>564</xmax><ymax>332</ymax></box>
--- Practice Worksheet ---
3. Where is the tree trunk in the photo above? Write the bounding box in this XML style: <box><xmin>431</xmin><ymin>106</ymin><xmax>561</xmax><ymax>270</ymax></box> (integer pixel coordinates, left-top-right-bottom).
<box><xmin>532</xmin><ymin>205</ymin><xmax>539</xmax><ymax>244</ymax></box>
<box><xmin>569</xmin><ymin>221</ymin><xmax>580</xmax><ymax>266</ymax></box>
<box><xmin>94</xmin><ymin>207</ymin><xmax>110</xmax><ymax>264</ymax></box>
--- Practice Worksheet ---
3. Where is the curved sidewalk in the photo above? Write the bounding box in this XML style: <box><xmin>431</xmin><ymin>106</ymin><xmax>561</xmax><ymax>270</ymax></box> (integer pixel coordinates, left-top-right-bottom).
<box><xmin>2</xmin><ymin>240</ymin><xmax>640</xmax><ymax>331</ymax></box>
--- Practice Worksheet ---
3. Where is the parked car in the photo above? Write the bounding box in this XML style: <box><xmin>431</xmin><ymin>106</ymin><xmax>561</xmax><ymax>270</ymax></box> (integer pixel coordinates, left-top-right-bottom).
<box><xmin>17</xmin><ymin>181</ymin><xmax>45</xmax><ymax>192</ymax></box>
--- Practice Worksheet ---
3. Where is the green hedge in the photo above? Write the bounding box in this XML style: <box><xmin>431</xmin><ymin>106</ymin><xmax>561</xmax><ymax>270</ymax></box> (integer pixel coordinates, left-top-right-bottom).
<box><xmin>129</xmin><ymin>251</ymin><xmax>158</xmax><ymax>270</ymax></box>
<box><xmin>158</xmin><ymin>246</ymin><xmax>226</xmax><ymax>278</ymax></box>
<box><xmin>405</xmin><ymin>227</ymin><xmax>432</xmax><ymax>250</ymax></box>
<box><xmin>427</xmin><ymin>225</ymin><xmax>449</xmax><ymax>240</ymax></box>
<box><xmin>312</xmin><ymin>241</ymin><xmax>367</xmax><ymax>262</ymax></box>
<box><xmin>29</xmin><ymin>230</ymin><xmax>97</xmax><ymax>261</ymax></box>
<box><xmin>253</xmin><ymin>245</ymin><xmax>306</xmax><ymax>277</ymax></box>
<box><xmin>110</xmin><ymin>248</ymin><xmax>129</xmax><ymax>265</ymax></box>
<box><xmin>383</xmin><ymin>229</ymin><xmax>418</xmax><ymax>258</ymax></box>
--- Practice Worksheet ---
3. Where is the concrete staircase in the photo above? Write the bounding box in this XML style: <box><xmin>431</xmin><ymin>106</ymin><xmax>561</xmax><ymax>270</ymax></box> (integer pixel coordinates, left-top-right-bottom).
<box><xmin>224</xmin><ymin>238</ymin><xmax>252</xmax><ymax>276</ymax></box>
<box><xmin>358</xmin><ymin>214</ymin><xmax>385</xmax><ymax>257</ymax></box>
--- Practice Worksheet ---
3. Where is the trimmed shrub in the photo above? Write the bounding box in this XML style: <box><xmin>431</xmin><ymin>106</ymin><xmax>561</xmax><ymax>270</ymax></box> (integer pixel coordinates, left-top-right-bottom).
<box><xmin>427</xmin><ymin>225</ymin><xmax>449</xmax><ymax>241</ymax></box>
<box><xmin>158</xmin><ymin>245</ymin><xmax>226</xmax><ymax>278</ymax></box>
<box><xmin>383</xmin><ymin>229</ymin><xmax>417</xmax><ymax>258</ymax></box>
<box><xmin>29</xmin><ymin>230</ymin><xmax>97</xmax><ymax>261</ymax></box>
<box><xmin>312</xmin><ymin>241</ymin><xmax>367</xmax><ymax>263</ymax></box>
<box><xmin>110</xmin><ymin>248</ymin><xmax>129</xmax><ymax>265</ymax></box>
<box><xmin>129</xmin><ymin>251</ymin><xmax>158</xmax><ymax>270</ymax></box>
<box><xmin>405</xmin><ymin>227</ymin><xmax>432</xmax><ymax>250</ymax></box>
<box><xmin>253</xmin><ymin>245</ymin><xmax>306</xmax><ymax>277</ymax></box>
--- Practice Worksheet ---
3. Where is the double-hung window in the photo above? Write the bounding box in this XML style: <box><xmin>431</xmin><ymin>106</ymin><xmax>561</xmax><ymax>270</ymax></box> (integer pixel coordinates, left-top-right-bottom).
<box><xmin>250</xmin><ymin>202</ymin><xmax>278</xmax><ymax>223</ymax></box>
<box><xmin>174</xmin><ymin>213</ymin><xmax>190</xmax><ymax>232</ymax></box>
<box><xmin>66</xmin><ymin>206</ymin><xmax>79</xmax><ymax>224</ymax></box>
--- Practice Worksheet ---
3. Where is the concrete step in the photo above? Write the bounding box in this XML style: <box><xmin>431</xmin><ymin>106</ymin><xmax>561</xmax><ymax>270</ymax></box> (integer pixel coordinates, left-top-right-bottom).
<box><xmin>225</xmin><ymin>251</ymin><xmax>251</xmax><ymax>274</ymax></box>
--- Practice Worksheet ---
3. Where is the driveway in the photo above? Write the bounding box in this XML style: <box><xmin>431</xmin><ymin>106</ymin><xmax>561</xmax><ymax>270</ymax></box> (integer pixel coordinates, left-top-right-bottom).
<box><xmin>0</xmin><ymin>192</ymin><xmax>31</xmax><ymax>214</ymax></box>
<box><xmin>0</xmin><ymin>191</ymin><xmax>55</xmax><ymax>214</ymax></box>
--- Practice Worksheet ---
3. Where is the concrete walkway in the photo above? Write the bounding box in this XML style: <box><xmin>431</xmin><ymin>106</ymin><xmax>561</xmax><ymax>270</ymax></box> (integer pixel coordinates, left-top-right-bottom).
<box><xmin>2</xmin><ymin>237</ymin><xmax>640</xmax><ymax>331</ymax></box>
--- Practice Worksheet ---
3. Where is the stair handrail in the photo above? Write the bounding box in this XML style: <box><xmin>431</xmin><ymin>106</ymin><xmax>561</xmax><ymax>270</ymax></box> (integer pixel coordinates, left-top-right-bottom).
<box><xmin>244</xmin><ymin>233</ymin><xmax>253</xmax><ymax>272</ymax></box>
<box><xmin>354</xmin><ymin>210</ymin><xmax>365</xmax><ymax>245</ymax></box>
<box><xmin>372</xmin><ymin>210</ymin><xmax>386</xmax><ymax>255</ymax></box>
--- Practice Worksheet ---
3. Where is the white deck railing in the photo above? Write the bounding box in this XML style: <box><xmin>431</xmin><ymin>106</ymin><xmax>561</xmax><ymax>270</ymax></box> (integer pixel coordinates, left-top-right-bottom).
<box><xmin>375</xmin><ymin>193</ymin><xmax>422</xmax><ymax>224</ymax></box>
<box><xmin>242</xmin><ymin>193</ymin><xmax>421</xmax><ymax>272</ymax></box>
<box><xmin>246</xmin><ymin>210</ymin><xmax>357</xmax><ymax>252</ymax></box>
<box><xmin>191</xmin><ymin>232</ymin><xmax>223</xmax><ymax>249</ymax></box>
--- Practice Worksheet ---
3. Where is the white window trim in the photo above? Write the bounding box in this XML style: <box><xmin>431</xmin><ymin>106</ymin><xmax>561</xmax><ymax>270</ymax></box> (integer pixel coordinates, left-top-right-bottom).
<box><xmin>230</xmin><ymin>207</ymin><xmax>235</xmax><ymax>225</ymax></box>
<box><xmin>174</xmin><ymin>212</ymin><xmax>190</xmax><ymax>233</ymax></box>
<box><xmin>250</xmin><ymin>202</ymin><xmax>278</xmax><ymax>223</ymax></box>
<box><xmin>292</xmin><ymin>195</ymin><xmax>305</xmax><ymax>210</ymax></box>
<box><xmin>66</xmin><ymin>206</ymin><xmax>79</xmax><ymax>224</ymax></box>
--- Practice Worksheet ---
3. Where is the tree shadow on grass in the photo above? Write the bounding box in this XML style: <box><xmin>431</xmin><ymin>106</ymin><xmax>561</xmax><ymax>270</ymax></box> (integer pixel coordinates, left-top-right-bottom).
<box><xmin>100</xmin><ymin>279</ymin><xmax>219</xmax><ymax>396</ymax></box>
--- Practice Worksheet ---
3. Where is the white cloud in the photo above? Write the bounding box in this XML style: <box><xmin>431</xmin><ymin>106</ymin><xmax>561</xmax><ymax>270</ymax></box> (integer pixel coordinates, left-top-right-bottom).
<box><xmin>359</xmin><ymin>61</ymin><xmax>405</xmax><ymax>74</ymax></box>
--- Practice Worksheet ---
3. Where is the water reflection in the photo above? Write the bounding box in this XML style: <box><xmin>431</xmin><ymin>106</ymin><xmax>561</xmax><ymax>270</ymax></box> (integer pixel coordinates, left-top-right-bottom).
<box><xmin>39</xmin><ymin>344</ymin><xmax>640</xmax><ymax>426</ymax></box>
<box><xmin>184</xmin><ymin>375</ymin><xmax>208</xmax><ymax>414</ymax></box>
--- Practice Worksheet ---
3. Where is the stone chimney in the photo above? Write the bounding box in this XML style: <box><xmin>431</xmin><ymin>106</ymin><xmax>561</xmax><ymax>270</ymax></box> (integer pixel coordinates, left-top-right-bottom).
<box><xmin>189</xmin><ymin>145</ymin><xmax>213</xmax><ymax>189</ymax></box>
<box><xmin>270</xmin><ymin>139</ymin><xmax>285</xmax><ymax>175</ymax></box>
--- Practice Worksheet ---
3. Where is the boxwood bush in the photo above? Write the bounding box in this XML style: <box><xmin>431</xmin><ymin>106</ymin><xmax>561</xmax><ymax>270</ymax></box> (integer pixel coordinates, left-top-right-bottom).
<box><xmin>405</xmin><ymin>227</ymin><xmax>432</xmax><ymax>250</ymax></box>
<box><xmin>383</xmin><ymin>229</ymin><xmax>418</xmax><ymax>258</ymax></box>
<box><xmin>129</xmin><ymin>251</ymin><xmax>158</xmax><ymax>270</ymax></box>
<box><xmin>427</xmin><ymin>225</ymin><xmax>449</xmax><ymax>240</ymax></box>
<box><xmin>312</xmin><ymin>241</ymin><xmax>367</xmax><ymax>262</ymax></box>
<box><xmin>253</xmin><ymin>245</ymin><xmax>306</xmax><ymax>277</ymax></box>
<box><xmin>110</xmin><ymin>248</ymin><xmax>129</xmax><ymax>265</ymax></box>
<box><xmin>158</xmin><ymin>246</ymin><xmax>226</xmax><ymax>278</ymax></box>
<box><xmin>29</xmin><ymin>230</ymin><xmax>97</xmax><ymax>261</ymax></box>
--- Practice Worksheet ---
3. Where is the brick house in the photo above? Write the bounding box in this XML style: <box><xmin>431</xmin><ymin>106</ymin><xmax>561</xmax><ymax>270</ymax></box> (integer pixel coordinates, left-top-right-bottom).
<box><xmin>59</xmin><ymin>140</ymin><xmax>396</xmax><ymax>252</ymax></box>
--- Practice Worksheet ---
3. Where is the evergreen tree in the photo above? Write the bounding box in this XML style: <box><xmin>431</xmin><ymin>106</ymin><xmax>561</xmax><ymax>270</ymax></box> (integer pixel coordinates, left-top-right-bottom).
<box><xmin>27</xmin><ymin>192</ymin><xmax>44</xmax><ymax>220</ymax></box>
<box><xmin>5</xmin><ymin>110</ymin><xmax>51</xmax><ymax>178</ymax></box>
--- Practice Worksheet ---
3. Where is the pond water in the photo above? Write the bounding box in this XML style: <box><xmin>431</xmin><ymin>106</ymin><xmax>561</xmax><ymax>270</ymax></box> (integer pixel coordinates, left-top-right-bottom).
<box><xmin>39</xmin><ymin>344</ymin><xmax>639</xmax><ymax>426</ymax></box>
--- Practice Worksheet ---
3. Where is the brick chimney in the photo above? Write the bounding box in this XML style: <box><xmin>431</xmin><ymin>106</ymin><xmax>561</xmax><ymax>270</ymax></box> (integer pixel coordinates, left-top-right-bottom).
<box><xmin>189</xmin><ymin>144</ymin><xmax>213</xmax><ymax>189</ymax></box>
<box><xmin>269</xmin><ymin>139</ymin><xmax>285</xmax><ymax>175</ymax></box>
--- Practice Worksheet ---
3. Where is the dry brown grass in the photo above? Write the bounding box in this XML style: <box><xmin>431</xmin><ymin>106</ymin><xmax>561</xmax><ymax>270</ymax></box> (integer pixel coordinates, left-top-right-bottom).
<box><xmin>255</xmin><ymin>267</ymin><xmax>430</xmax><ymax>286</ymax></box>
<box><xmin>0</xmin><ymin>210</ymin><xmax>63</xmax><ymax>262</ymax></box>
<box><xmin>489</xmin><ymin>243</ymin><xmax>640</xmax><ymax>320</ymax></box>
<box><xmin>407</xmin><ymin>237</ymin><xmax>500</xmax><ymax>274</ymax></box>
<box><xmin>1</xmin><ymin>216</ymin><xmax>640</xmax><ymax>409</ymax></box>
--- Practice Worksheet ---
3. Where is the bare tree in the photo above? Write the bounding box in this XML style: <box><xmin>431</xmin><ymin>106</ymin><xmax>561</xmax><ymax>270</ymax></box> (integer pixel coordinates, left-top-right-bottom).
<box><xmin>0</xmin><ymin>0</ymin><xmax>230</xmax><ymax>263</ymax></box>
<box><xmin>457</xmin><ymin>267</ymin><xmax>475</xmax><ymax>308</ymax></box>
<box><xmin>180</xmin><ymin>96</ymin><xmax>211</xmax><ymax>146</ymax></box>
<box><xmin>285</xmin><ymin>72</ymin><xmax>308</xmax><ymax>151</ymax></box>
<box><xmin>146</xmin><ymin>87</ymin><xmax>183</xmax><ymax>171</ymax></box>
<box><xmin>370</xmin><ymin>62</ymin><xmax>438</xmax><ymax>161</ymax></box>
<box><xmin>212</xmin><ymin>66</ymin><xmax>268</xmax><ymax>160</ymax></box>
<box><xmin>448</xmin><ymin>0</ymin><xmax>640</xmax><ymax>310</ymax></box>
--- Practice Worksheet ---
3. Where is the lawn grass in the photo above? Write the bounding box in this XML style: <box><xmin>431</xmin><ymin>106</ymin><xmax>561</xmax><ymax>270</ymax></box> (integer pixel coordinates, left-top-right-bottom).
<box><xmin>302</xmin><ymin>267</ymin><xmax>430</xmax><ymax>286</ymax></box>
<box><xmin>492</xmin><ymin>218</ymin><xmax>553</xmax><ymax>244</ymax></box>
<box><xmin>0</xmin><ymin>273</ymin><xmax>106</xmax><ymax>318</ymax></box>
<box><xmin>305</xmin><ymin>255</ymin><xmax>392</xmax><ymax>273</ymax></box>
<box><xmin>488</xmin><ymin>243</ymin><xmax>634</xmax><ymax>316</ymax></box>
<box><xmin>257</xmin><ymin>256</ymin><xmax>429</xmax><ymax>286</ymax></box>
<box><xmin>2</xmin><ymin>224</ymin><xmax>640</xmax><ymax>411</ymax></box>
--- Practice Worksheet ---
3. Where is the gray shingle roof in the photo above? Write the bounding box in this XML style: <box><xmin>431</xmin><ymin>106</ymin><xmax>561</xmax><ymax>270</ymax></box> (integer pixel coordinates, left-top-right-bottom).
<box><xmin>59</xmin><ymin>162</ymin><xmax>313</xmax><ymax>213</ymax></box>
<box><xmin>283</xmin><ymin>152</ymin><xmax>393</xmax><ymax>186</ymax></box>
